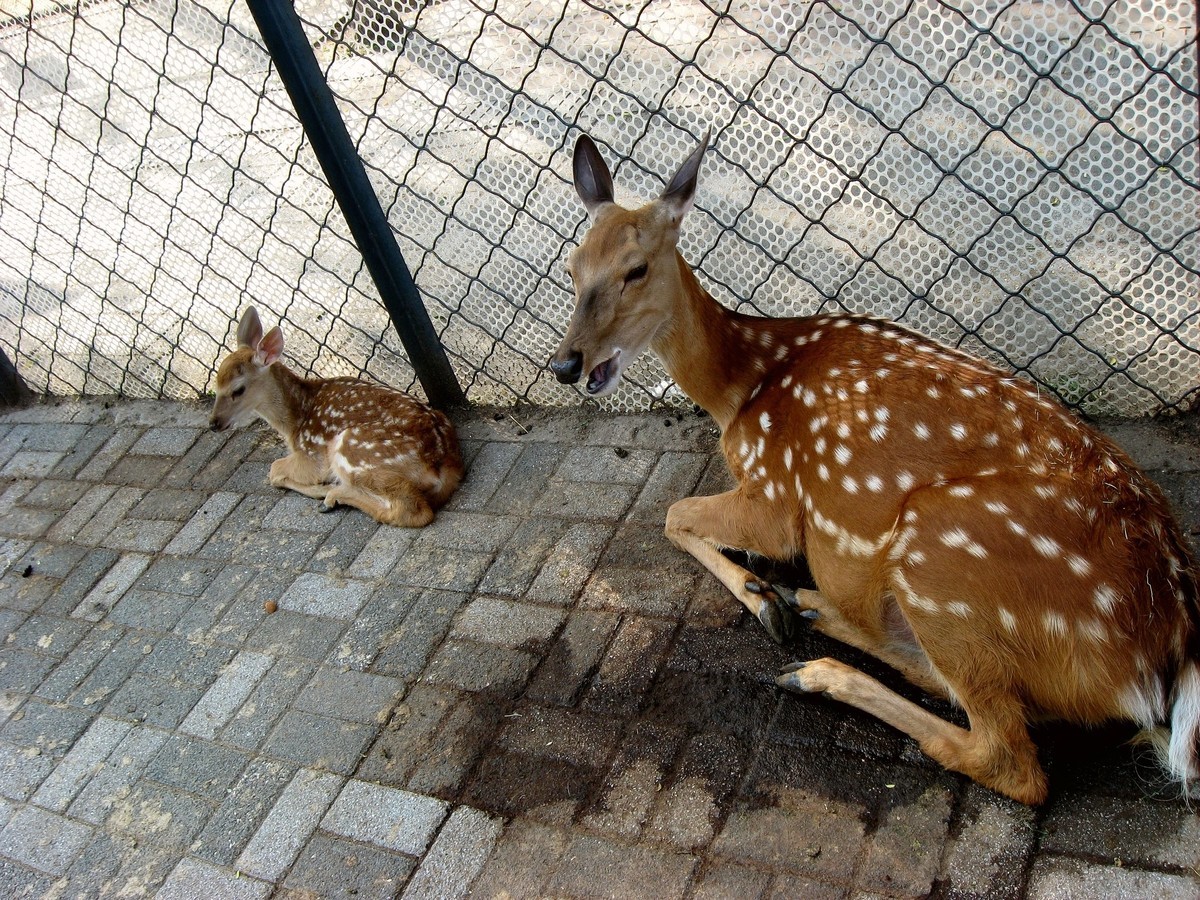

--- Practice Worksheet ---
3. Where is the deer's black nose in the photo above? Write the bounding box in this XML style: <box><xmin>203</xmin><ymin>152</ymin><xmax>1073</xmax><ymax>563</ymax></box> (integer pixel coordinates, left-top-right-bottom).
<box><xmin>550</xmin><ymin>351</ymin><xmax>583</xmax><ymax>384</ymax></box>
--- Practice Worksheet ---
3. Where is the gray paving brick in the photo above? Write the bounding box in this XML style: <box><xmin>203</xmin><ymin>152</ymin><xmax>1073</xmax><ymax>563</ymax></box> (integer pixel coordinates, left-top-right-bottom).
<box><xmin>180</xmin><ymin>650</ymin><xmax>274</xmax><ymax>740</ymax></box>
<box><xmin>483</xmin><ymin>442</ymin><xmax>564</xmax><ymax>516</ymax></box>
<box><xmin>68</xmin><ymin>725</ymin><xmax>169</xmax><ymax>824</ymax></box>
<box><xmin>545</xmin><ymin>833</ymin><xmax>697</xmax><ymax>899</ymax></box>
<box><xmin>163</xmin><ymin>491</ymin><xmax>240</xmax><ymax>555</ymax></box>
<box><xmin>105</xmin><ymin>673</ymin><xmax>205</xmax><ymax>728</ymax></box>
<box><xmin>1040</xmin><ymin>790</ymin><xmax>1200</xmax><ymax>870</ymax></box>
<box><xmin>1026</xmin><ymin>856</ymin><xmax>1199</xmax><ymax>899</ymax></box>
<box><xmin>357</xmin><ymin>684</ymin><xmax>460</xmax><ymax>786</ymax></box>
<box><xmin>406</xmin><ymin>692</ymin><xmax>504</xmax><ymax>798</ymax></box>
<box><xmin>627</xmin><ymin>450</ymin><xmax>709</xmax><ymax>522</ymax></box>
<box><xmin>20</xmin><ymin>478</ymin><xmax>93</xmax><ymax>510</ymax></box>
<box><xmin>1</xmin><ymin>450</ymin><xmax>64</xmax><ymax>478</ymax></box>
<box><xmin>306</xmin><ymin>512</ymin><xmax>378</xmax><ymax>575</ymax></box>
<box><xmin>245</xmin><ymin>609</ymin><xmax>344</xmax><ymax>661</ymax></box>
<box><xmin>136</xmin><ymin>556</ymin><xmax>225</xmax><ymax>597</ymax></box>
<box><xmin>229</xmin><ymin>527</ymin><xmax>323</xmax><ymax>569</ymax></box>
<box><xmin>410</xmin><ymin>511</ymin><xmax>520</xmax><ymax>554</ymax></box>
<box><xmin>497</xmin><ymin>705</ymin><xmax>620</xmax><ymax>770</ymax></box>
<box><xmin>391</xmin><ymin>543</ymin><xmax>492</xmax><ymax>592</ymax></box>
<box><xmin>144</xmin><ymin>733</ymin><xmax>250</xmax><ymax>799</ymax></box>
<box><xmin>0</xmin><ymin>698</ymin><xmax>93</xmax><ymax>759</ymax></box>
<box><xmin>127</xmin><ymin>488</ymin><xmax>207</xmax><ymax>521</ymax></box>
<box><xmin>451</xmin><ymin>596</ymin><xmax>565</xmax><ymax>649</ymax></box>
<box><xmin>648</xmin><ymin>731</ymin><xmax>748</xmax><ymax>849</ymax></box>
<box><xmin>135</xmin><ymin>634</ymin><xmax>234</xmax><ymax>684</ymax></box>
<box><xmin>322</xmin><ymin>778</ymin><xmax>447</xmax><ymax>854</ymax></box>
<box><xmin>584</xmin><ymin>411</ymin><xmax>718</xmax><ymax>452</ymax></box>
<box><xmin>220</xmin><ymin>657</ymin><xmax>317</xmax><ymax>752</ymax></box>
<box><xmin>187</xmin><ymin>429</ymin><xmax>259</xmax><ymax>491</ymax></box>
<box><xmin>44</xmin><ymin>485</ymin><xmax>119</xmax><ymax>544</ymax></box>
<box><xmin>72</xmin><ymin>486</ymin><xmax>145</xmax><ymax>546</ymax></box>
<box><xmin>329</xmin><ymin>586</ymin><xmax>421</xmax><ymax>671</ymax></box>
<box><xmin>401</xmin><ymin>805</ymin><xmax>503</xmax><ymax>900</ymax></box>
<box><xmin>0</xmin><ymin>648</ymin><xmax>58</xmax><ymax>693</ymax></box>
<box><xmin>61</xmin><ymin>828</ymin><xmax>177</xmax><ymax>897</ymax></box>
<box><xmin>525</xmin><ymin>522</ymin><xmax>612</xmax><ymax>605</ymax></box>
<box><xmin>8</xmin><ymin>613</ymin><xmax>90</xmax><ymax>658</ymax></box>
<box><xmin>347</xmin><ymin>526</ymin><xmax>418</xmax><ymax>581</ymax></box>
<box><xmin>0</xmin><ymin>739</ymin><xmax>54</xmax><ymax>801</ymax></box>
<box><xmin>0</xmin><ymin>504</ymin><xmax>59</xmax><ymax>540</ymax></box>
<box><xmin>17</xmin><ymin>423</ymin><xmax>88</xmax><ymax>452</ymax></box>
<box><xmin>470</xmin><ymin>819</ymin><xmax>567</xmax><ymax>897</ymax></box>
<box><xmin>263</xmin><ymin>709</ymin><xmax>375</xmax><ymax>774</ymax></box>
<box><xmin>285</xmin><ymin>832</ymin><xmax>415</xmax><ymax>899</ymax></box>
<box><xmin>191</xmin><ymin>757</ymin><xmax>297</xmax><ymax>866</ymax></box>
<box><xmin>71</xmin><ymin>552</ymin><xmax>151</xmax><ymax>621</ymax></box>
<box><xmin>940</xmin><ymin>784</ymin><xmax>1037</xmax><ymax>899</ymax></box>
<box><xmin>294</xmin><ymin>667</ymin><xmax>405</xmax><ymax>724</ymax></box>
<box><xmin>422</xmin><ymin>639</ymin><xmax>538</xmax><ymax>695</ymax></box>
<box><xmin>163</xmin><ymin>429</ymin><xmax>235</xmax><ymax>488</ymax></box>
<box><xmin>524</xmin><ymin>609</ymin><xmax>621</xmax><ymax>706</ymax></box>
<box><xmin>555</xmin><ymin>445</ymin><xmax>659</xmax><ymax>484</ymax></box>
<box><xmin>0</xmin><ymin>805</ymin><xmax>92</xmax><ymax>875</ymax></box>
<box><xmin>0</xmin><ymin>539</ymin><xmax>31</xmax><ymax>578</ymax></box>
<box><xmin>373</xmin><ymin>589</ymin><xmax>468</xmax><ymax>680</ymax></box>
<box><xmin>50</xmin><ymin>424</ymin><xmax>117</xmax><ymax>479</ymax></box>
<box><xmin>580</xmin><ymin>722</ymin><xmax>686</xmax><ymax>839</ymax></box>
<box><xmin>130</xmin><ymin>426</ymin><xmax>201</xmax><ymax>457</ymax></box>
<box><xmin>157</xmin><ymin>857</ymin><xmax>271</xmax><ymax>900</ymax></box>
<box><xmin>76</xmin><ymin>428</ymin><xmax>143</xmax><ymax>482</ymax></box>
<box><xmin>102</xmin><ymin>454</ymin><xmax>177</xmax><ymax>487</ymax></box>
<box><xmin>31</xmin><ymin>716</ymin><xmax>132</xmax><ymax>813</ymax></box>
<box><xmin>262</xmin><ymin>493</ymin><xmax>343</xmax><ymax>532</ymax></box>
<box><xmin>235</xmin><ymin>767</ymin><xmax>343</xmax><ymax>881</ymax></box>
<box><xmin>35</xmin><ymin>621</ymin><xmax>125</xmax><ymax>703</ymax></box>
<box><xmin>477</xmin><ymin>517</ymin><xmax>569</xmax><ymax>598</ymax></box>
<box><xmin>533</xmin><ymin>479</ymin><xmax>638</xmax><ymax>520</ymax></box>
<box><xmin>106</xmin><ymin>779</ymin><xmax>215</xmax><ymax>846</ymax></box>
<box><xmin>445</xmin><ymin>440</ymin><xmax>520</xmax><ymax>511</ymax></box>
<box><xmin>279</xmin><ymin>571</ymin><xmax>371</xmax><ymax>619</ymax></box>
<box><xmin>101</xmin><ymin>518</ymin><xmax>182</xmax><ymax>553</ymax></box>
<box><xmin>691</xmin><ymin>863</ymin><xmax>772</xmax><ymax>900</ymax></box>
<box><xmin>0</xmin><ymin>569</ymin><xmax>59</xmax><ymax>613</ymax></box>
<box><xmin>12</xmin><ymin>540</ymin><xmax>88</xmax><ymax>579</ymax></box>
<box><xmin>583</xmin><ymin>615</ymin><xmax>676</xmax><ymax>715</ymax></box>
<box><xmin>581</xmin><ymin>564</ymin><xmax>698</xmax><ymax>618</ymax></box>
<box><xmin>0</xmin><ymin>425</ymin><xmax>28</xmax><ymax>470</ymax></box>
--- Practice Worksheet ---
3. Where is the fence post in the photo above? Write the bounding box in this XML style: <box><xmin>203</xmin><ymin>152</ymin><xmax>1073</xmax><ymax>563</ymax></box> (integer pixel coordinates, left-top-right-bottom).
<box><xmin>242</xmin><ymin>0</ymin><xmax>465</xmax><ymax>409</ymax></box>
<box><xmin>0</xmin><ymin>347</ymin><xmax>32</xmax><ymax>408</ymax></box>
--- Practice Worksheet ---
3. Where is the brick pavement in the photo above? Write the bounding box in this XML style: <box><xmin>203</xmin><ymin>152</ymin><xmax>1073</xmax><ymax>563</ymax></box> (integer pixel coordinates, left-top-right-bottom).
<box><xmin>0</xmin><ymin>398</ymin><xmax>1197</xmax><ymax>898</ymax></box>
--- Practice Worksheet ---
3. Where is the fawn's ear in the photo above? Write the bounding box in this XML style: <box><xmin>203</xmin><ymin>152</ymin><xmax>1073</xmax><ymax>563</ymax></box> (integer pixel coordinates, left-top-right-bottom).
<box><xmin>237</xmin><ymin>307</ymin><xmax>263</xmax><ymax>349</ymax></box>
<box><xmin>659</xmin><ymin>130</ymin><xmax>710</xmax><ymax>226</ymax></box>
<box><xmin>254</xmin><ymin>326</ymin><xmax>284</xmax><ymax>367</ymax></box>
<box><xmin>573</xmin><ymin>134</ymin><xmax>615</xmax><ymax>219</ymax></box>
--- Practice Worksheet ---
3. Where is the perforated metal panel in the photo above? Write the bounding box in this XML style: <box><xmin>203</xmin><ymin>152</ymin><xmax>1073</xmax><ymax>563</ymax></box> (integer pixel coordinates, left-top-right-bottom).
<box><xmin>0</xmin><ymin>0</ymin><xmax>1196</xmax><ymax>414</ymax></box>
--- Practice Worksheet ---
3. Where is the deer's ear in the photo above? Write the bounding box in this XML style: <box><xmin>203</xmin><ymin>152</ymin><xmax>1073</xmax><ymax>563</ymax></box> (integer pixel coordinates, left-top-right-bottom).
<box><xmin>255</xmin><ymin>326</ymin><xmax>284</xmax><ymax>367</ymax></box>
<box><xmin>237</xmin><ymin>307</ymin><xmax>263</xmax><ymax>349</ymax></box>
<box><xmin>660</xmin><ymin>130</ymin><xmax>710</xmax><ymax>224</ymax></box>
<box><xmin>573</xmin><ymin>134</ymin><xmax>615</xmax><ymax>218</ymax></box>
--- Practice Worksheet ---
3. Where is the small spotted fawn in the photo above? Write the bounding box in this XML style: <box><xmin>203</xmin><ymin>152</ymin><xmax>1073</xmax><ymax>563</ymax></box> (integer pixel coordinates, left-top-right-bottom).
<box><xmin>550</xmin><ymin>133</ymin><xmax>1200</xmax><ymax>804</ymax></box>
<box><xmin>210</xmin><ymin>307</ymin><xmax>462</xmax><ymax>527</ymax></box>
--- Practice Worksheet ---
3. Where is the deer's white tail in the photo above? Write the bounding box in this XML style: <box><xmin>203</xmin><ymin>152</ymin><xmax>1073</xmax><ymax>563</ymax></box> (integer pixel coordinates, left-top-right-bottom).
<box><xmin>1155</xmin><ymin>659</ymin><xmax>1200</xmax><ymax>797</ymax></box>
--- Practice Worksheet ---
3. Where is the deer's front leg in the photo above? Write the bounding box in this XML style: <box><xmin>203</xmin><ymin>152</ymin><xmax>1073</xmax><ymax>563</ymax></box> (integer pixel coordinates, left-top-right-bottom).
<box><xmin>269</xmin><ymin>453</ymin><xmax>329</xmax><ymax>499</ymax></box>
<box><xmin>665</xmin><ymin>490</ymin><xmax>813</xmax><ymax>643</ymax></box>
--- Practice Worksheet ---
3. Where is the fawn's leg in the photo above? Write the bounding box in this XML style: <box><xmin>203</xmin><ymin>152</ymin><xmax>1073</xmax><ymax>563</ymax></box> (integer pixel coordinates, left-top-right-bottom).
<box><xmin>777</xmin><ymin>657</ymin><xmax>1047</xmax><ymax>804</ymax></box>
<box><xmin>324</xmin><ymin>479</ymin><xmax>433</xmax><ymax>528</ymax></box>
<box><xmin>666</xmin><ymin>490</ymin><xmax>811</xmax><ymax>642</ymax></box>
<box><xmin>269</xmin><ymin>454</ymin><xmax>329</xmax><ymax>499</ymax></box>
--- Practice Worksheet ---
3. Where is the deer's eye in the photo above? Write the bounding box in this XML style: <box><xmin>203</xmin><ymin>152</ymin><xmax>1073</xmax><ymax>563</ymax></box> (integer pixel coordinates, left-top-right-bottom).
<box><xmin>231</xmin><ymin>386</ymin><xmax>246</xmax><ymax>398</ymax></box>
<box><xmin>625</xmin><ymin>263</ymin><xmax>648</xmax><ymax>284</ymax></box>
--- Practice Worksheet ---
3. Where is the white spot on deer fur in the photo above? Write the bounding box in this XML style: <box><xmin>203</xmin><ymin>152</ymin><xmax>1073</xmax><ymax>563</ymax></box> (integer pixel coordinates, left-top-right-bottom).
<box><xmin>1031</xmin><ymin>535</ymin><xmax>1061</xmax><ymax>557</ymax></box>
<box><xmin>811</xmin><ymin>329</ymin><xmax>823</xmax><ymax>341</ymax></box>
<box><xmin>842</xmin><ymin>475</ymin><xmax>858</xmax><ymax>494</ymax></box>
<box><xmin>784</xmin><ymin>447</ymin><xmax>793</xmax><ymax>471</ymax></box>
<box><xmin>815</xmin><ymin>436</ymin><xmax>827</xmax><ymax>455</ymax></box>
<box><xmin>949</xmin><ymin>423</ymin><xmax>967</xmax><ymax>440</ymax></box>
<box><xmin>948</xmin><ymin>485</ymin><xmax>974</xmax><ymax>498</ymax></box>
<box><xmin>856</xmin><ymin>409</ymin><xmax>869</xmax><ymax>423</ymax></box>
<box><xmin>802</xmin><ymin>388</ymin><xmax>817</xmax><ymax>407</ymax></box>
<box><xmin>836</xmin><ymin>388</ymin><xmax>849</xmax><ymax>402</ymax></box>
<box><xmin>765</xmin><ymin>481</ymin><xmax>776</xmax><ymax>501</ymax></box>
<box><xmin>760</xmin><ymin>411</ymin><xmax>772</xmax><ymax>433</ymax></box>
<box><xmin>875</xmin><ymin>368</ymin><xmax>889</xmax><ymax>379</ymax></box>
<box><xmin>781</xmin><ymin>375</ymin><xmax>793</xmax><ymax>389</ymax></box>
<box><xmin>869</xmin><ymin>423</ymin><xmax>888</xmax><ymax>442</ymax></box>
<box><xmin>836</xmin><ymin>423</ymin><xmax>850</xmax><ymax>439</ymax></box>
<box><xmin>1066</xmin><ymin>554</ymin><xmax>1092</xmax><ymax>577</ymax></box>
<box><xmin>1007</xmin><ymin>519</ymin><xmax>1027</xmax><ymax>536</ymax></box>
<box><xmin>738</xmin><ymin>441</ymin><xmax>751</xmax><ymax>459</ymax></box>
<box><xmin>809</xmin><ymin>417</ymin><xmax>825</xmax><ymax>434</ymax></box>
<box><xmin>896</xmin><ymin>471</ymin><xmax>915</xmax><ymax>491</ymax></box>
<box><xmin>1077</xmin><ymin>618</ymin><xmax>1108</xmax><ymax>643</ymax></box>
<box><xmin>907</xmin><ymin>594</ymin><xmax>940</xmax><ymax>614</ymax></box>
<box><xmin>1094</xmin><ymin>584</ymin><xmax>1119</xmax><ymax>615</ymax></box>
<box><xmin>908</xmin><ymin>549</ymin><xmax>926</xmax><ymax>565</ymax></box>
<box><xmin>828</xmin><ymin>367</ymin><xmax>842</xmax><ymax>378</ymax></box>
<box><xmin>1120</xmin><ymin>675</ymin><xmax>1166</xmax><ymax>729</ymax></box>
<box><xmin>834</xmin><ymin>319</ymin><xmax>850</xmax><ymax>328</ymax></box>
<box><xmin>755</xmin><ymin>466</ymin><xmax>766</xmax><ymax>480</ymax></box>
<box><xmin>998</xmin><ymin>607</ymin><xmax>1017</xmax><ymax>633</ymax></box>
<box><xmin>1034</xmin><ymin>484</ymin><xmax>1057</xmax><ymax>499</ymax></box>
<box><xmin>794</xmin><ymin>336</ymin><xmax>808</xmax><ymax>348</ymax></box>
<box><xmin>947</xmin><ymin>601</ymin><xmax>971</xmax><ymax>618</ymax></box>
<box><xmin>1042</xmin><ymin>611</ymin><xmax>1068</xmax><ymax>638</ymax></box>
<box><xmin>834</xmin><ymin>445</ymin><xmax>852</xmax><ymax>465</ymax></box>
<box><xmin>854</xmin><ymin>379</ymin><xmax>868</xmax><ymax>393</ymax></box>
<box><xmin>866</xmin><ymin>475</ymin><xmax>883</xmax><ymax>492</ymax></box>
<box><xmin>927</xmin><ymin>386</ymin><xmax>940</xmax><ymax>399</ymax></box>
<box><xmin>860</xmin><ymin>322</ymin><xmax>878</xmax><ymax>334</ymax></box>
<box><xmin>984</xmin><ymin>500</ymin><xmax>1010</xmax><ymax>515</ymax></box>
<box><xmin>1047</xmin><ymin>436</ymin><xmax>1064</xmax><ymax>453</ymax></box>
<box><xmin>914</xmin><ymin>422</ymin><xmax>930</xmax><ymax>440</ymax></box>
<box><xmin>818</xmin><ymin>464</ymin><xmax>830</xmax><ymax>481</ymax></box>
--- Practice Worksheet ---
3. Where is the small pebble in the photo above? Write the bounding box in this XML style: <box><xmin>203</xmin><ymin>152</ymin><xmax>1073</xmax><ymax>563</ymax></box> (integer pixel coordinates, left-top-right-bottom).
<box><xmin>264</xmin><ymin>600</ymin><xmax>278</xmax><ymax>614</ymax></box>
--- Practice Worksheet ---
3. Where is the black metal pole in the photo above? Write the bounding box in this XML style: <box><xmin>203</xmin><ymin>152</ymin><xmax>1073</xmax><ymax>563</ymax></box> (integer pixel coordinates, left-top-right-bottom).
<box><xmin>0</xmin><ymin>347</ymin><xmax>32</xmax><ymax>408</ymax></box>
<box><xmin>243</xmin><ymin>0</ymin><xmax>465</xmax><ymax>408</ymax></box>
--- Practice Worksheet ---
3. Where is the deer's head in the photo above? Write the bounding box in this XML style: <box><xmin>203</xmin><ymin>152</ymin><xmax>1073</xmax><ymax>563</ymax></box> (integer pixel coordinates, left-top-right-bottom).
<box><xmin>209</xmin><ymin>306</ymin><xmax>284</xmax><ymax>432</ymax></box>
<box><xmin>549</xmin><ymin>132</ymin><xmax>708</xmax><ymax>396</ymax></box>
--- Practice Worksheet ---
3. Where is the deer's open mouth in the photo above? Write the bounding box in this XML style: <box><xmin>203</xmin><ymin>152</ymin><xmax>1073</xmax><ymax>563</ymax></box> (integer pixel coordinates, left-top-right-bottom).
<box><xmin>586</xmin><ymin>349</ymin><xmax>622</xmax><ymax>395</ymax></box>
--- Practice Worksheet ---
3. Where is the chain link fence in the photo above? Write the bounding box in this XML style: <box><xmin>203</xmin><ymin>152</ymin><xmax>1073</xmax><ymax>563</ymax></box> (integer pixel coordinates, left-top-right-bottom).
<box><xmin>0</xmin><ymin>0</ymin><xmax>1196</xmax><ymax>414</ymax></box>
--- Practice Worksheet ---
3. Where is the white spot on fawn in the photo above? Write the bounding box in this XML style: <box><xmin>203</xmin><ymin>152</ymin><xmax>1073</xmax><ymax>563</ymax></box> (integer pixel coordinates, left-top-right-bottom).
<box><xmin>1042</xmin><ymin>611</ymin><xmax>1068</xmax><ymax>637</ymax></box>
<box><xmin>949</xmin><ymin>423</ymin><xmax>967</xmax><ymax>440</ymax></box>
<box><xmin>869</xmin><ymin>423</ymin><xmax>888</xmax><ymax>442</ymax></box>
<box><xmin>834</xmin><ymin>445</ymin><xmax>852</xmax><ymax>465</ymax></box>
<box><xmin>896</xmin><ymin>471</ymin><xmax>915</xmax><ymax>491</ymax></box>
<box><xmin>1031</xmin><ymin>535</ymin><xmax>1061</xmax><ymax>557</ymax></box>
<box><xmin>760</xmin><ymin>411</ymin><xmax>772</xmax><ymax>433</ymax></box>
<box><xmin>914</xmin><ymin>422</ymin><xmax>930</xmax><ymax>440</ymax></box>
<box><xmin>865</xmin><ymin>475</ymin><xmax>883</xmax><ymax>492</ymax></box>
<box><xmin>784</xmin><ymin>447</ymin><xmax>794</xmax><ymax>471</ymax></box>
<box><xmin>842</xmin><ymin>475</ymin><xmax>858</xmax><ymax>494</ymax></box>
<box><xmin>998</xmin><ymin>607</ymin><xmax>1017</xmax><ymax>633</ymax></box>
<box><xmin>1094</xmin><ymin>584</ymin><xmax>1119</xmax><ymax>615</ymax></box>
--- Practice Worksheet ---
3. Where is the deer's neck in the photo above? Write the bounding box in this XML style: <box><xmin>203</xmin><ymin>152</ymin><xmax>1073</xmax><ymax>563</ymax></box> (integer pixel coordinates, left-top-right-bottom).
<box><xmin>653</xmin><ymin>254</ymin><xmax>766</xmax><ymax>431</ymax></box>
<box><xmin>262</xmin><ymin>363</ymin><xmax>318</xmax><ymax>447</ymax></box>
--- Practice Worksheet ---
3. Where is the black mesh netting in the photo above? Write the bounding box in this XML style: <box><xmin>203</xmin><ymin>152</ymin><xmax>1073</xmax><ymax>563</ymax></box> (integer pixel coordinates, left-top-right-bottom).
<box><xmin>0</xmin><ymin>0</ymin><xmax>1196</xmax><ymax>414</ymax></box>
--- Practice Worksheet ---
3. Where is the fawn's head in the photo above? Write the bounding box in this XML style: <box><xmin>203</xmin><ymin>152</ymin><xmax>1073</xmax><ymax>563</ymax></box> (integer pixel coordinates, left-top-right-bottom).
<box><xmin>209</xmin><ymin>306</ymin><xmax>285</xmax><ymax>432</ymax></box>
<box><xmin>550</xmin><ymin>132</ymin><xmax>709</xmax><ymax>396</ymax></box>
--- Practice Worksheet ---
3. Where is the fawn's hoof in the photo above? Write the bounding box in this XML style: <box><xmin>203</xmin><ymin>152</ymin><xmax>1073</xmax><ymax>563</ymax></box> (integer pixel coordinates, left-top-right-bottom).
<box><xmin>747</xmin><ymin>579</ymin><xmax>794</xmax><ymax>643</ymax></box>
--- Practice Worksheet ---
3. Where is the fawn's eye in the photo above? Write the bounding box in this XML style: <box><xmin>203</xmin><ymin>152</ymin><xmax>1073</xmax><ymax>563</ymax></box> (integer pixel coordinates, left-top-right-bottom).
<box><xmin>231</xmin><ymin>386</ymin><xmax>245</xmax><ymax>398</ymax></box>
<box><xmin>625</xmin><ymin>263</ymin><xmax>648</xmax><ymax>284</ymax></box>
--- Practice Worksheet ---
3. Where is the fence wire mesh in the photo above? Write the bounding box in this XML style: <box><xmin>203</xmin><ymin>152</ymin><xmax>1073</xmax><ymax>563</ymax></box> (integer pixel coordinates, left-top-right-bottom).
<box><xmin>0</xmin><ymin>0</ymin><xmax>1196</xmax><ymax>414</ymax></box>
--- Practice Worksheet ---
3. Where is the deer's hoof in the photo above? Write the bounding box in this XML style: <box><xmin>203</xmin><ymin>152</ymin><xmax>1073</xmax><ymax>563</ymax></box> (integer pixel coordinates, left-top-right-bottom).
<box><xmin>318</xmin><ymin>501</ymin><xmax>338</xmax><ymax>514</ymax></box>
<box><xmin>776</xmin><ymin>660</ymin><xmax>815</xmax><ymax>694</ymax></box>
<box><xmin>754</xmin><ymin>595</ymin><xmax>794</xmax><ymax>645</ymax></box>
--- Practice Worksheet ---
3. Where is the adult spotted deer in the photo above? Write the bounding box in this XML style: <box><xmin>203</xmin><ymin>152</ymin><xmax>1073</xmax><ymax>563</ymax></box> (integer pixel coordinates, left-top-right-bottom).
<box><xmin>210</xmin><ymin>307</ymin><xmax>462</xmax><ymax>527</ymax></box>
<box><xmin>550</xmin><ymin>133</ymin><xmax>1200</xmax><ymax>804</ymax></box>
